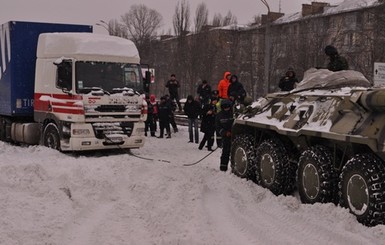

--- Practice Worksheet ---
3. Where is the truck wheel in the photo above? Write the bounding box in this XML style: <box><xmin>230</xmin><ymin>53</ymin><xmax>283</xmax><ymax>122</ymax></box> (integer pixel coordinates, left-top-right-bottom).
<box><xmin>254</xmin><ymin>138</ymin><xmax>293</xmax><ymax>195</ymax></box>
<box><xmin>43</xmin><ymin>123</ymin><xmax>61</xmax><ymax>150</ymax></box>
<box><xmin>339</xmin><ymin>154</ymin><xmax>385</xmax><ymax>226</ymax></box>
<box><xmin>298</xmin><ymin>145</ymin><xmax>338</xmax><ymax>204</ymax></box>
<box><xmin>230</xmin><ymin>134</ymin><xmax>256</xmax><ymax>179</ymax></box>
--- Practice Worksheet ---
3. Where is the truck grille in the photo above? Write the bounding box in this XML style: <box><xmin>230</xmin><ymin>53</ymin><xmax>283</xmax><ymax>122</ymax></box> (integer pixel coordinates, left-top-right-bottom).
<box><xmin>94</xmin><ymin>105</ymin><xmax>126</xmax><ymax>112</ymax></box>
<box><xmin>84</xmin><ymin>104</ymin><xmax>142</xmax><ymax>121</ymax></box>
<box><xmin>92</xmin><ymin>122</ymin><xmax>134</xmax><ymax>139</ymax></box>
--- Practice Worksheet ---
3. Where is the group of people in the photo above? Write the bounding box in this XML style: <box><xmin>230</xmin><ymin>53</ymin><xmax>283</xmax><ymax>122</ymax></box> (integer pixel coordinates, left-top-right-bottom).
<box><xmin>144</xmin><ymin>93</ymin><xmax>179</xmax><ymax>139</ymax></box>
<box><xmin>146</xmin><ymin>44</ymin><xmax>348</xmax><ymax>171</ymax></box>
<box><xmin>278</xmin><ymin>45</ymin><xmax>349</xmax><ymax>91</ymax></box>
<box><xmin>144</xmin><ymin>72</ymin><xmax>246</xmax><ymax>172</ymax></box>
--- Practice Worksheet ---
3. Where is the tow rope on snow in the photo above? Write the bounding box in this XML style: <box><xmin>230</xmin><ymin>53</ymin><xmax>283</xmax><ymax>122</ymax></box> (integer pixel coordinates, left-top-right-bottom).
<box><xmin>103</xmin><ymin>135</ymin><xmax>171</xmax><ymax>163</ymax></box>
<box><xmin>183</xmin><ymin>147</ymin><xmax>218</xmax><ymax>166</ymax></box>
<box><xmin>127</xmin><ymin>149</ymin><xmax>171</xmax><ymax>163</ymax></box>
<box><xmin>104</xmin><ymin>135</ymin><xmax>218</xmax><ymax>165</ymax></box>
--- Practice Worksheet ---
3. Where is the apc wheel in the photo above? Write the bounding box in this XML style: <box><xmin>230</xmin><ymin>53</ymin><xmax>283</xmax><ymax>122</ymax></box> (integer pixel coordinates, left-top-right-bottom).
<box><xmin>254</xmin><ymin>138</ymin><xmax>294</xmax><ymax>195</ymax></box>
<box><xmin>298</xmin><ymin>145</ymin><xmax>338</xmax><ymax>204</ymax></box>
<box><xmin>230</xmin><ymin>134</ymin><xmax>256</xmax><ymax>179</ymax></box>
<box><xmin>339</xmin><ymin>154</ymin><xmax>385</xmax><ymax>226</ymax></box>
<box><xmin>43</xmin><ymin>123</ymin><xmax>61</xmax><ymax>150</ymax></box>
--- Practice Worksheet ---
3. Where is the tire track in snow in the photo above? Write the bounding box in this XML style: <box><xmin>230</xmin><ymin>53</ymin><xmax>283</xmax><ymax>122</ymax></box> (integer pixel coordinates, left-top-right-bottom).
<box><xmin>202</xmin><ymin>183</ymin><xmax>262</xmax><ymax>245</ymax></box>
<box><xmin>61</xmin><ymin>201</ymin><xmax>116</xmax><ymax>245</ymax></box>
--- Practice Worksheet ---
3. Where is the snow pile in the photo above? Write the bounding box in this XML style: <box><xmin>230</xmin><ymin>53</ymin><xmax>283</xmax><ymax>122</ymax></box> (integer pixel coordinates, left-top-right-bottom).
<box><xmin>275</xmin><ymin>0</ymin><xmax>380</xmax><ymax>24</ymax></box>
<box><xmin>0</xmin><ymin>128</ymin><xmax>384</xmax><ymax>244</ymax></box>
<box><xmin>37</xmin><ymin>33</ymin><xmax>140</xmax><ymax>63</ymax></box>
<box><xmin>324</xmin><ymin>0</ymin><xmax>380</xmax><ymax>14</ymax></box>
<box><xmin>293</xmin><ymin>68</ymin><xmax>371</xmax><ymax>91</ymax></box>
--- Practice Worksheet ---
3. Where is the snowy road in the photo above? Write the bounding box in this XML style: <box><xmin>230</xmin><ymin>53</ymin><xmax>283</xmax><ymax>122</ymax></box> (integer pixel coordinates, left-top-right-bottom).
<box><xmin>0</xmin><ymin>127</ymin><xmax>384</xmax><ymax>245</ymax></box>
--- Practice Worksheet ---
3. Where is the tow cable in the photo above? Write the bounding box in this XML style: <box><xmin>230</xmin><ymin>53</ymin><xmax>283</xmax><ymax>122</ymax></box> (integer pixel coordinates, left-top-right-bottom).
<box><xmin>104</xmin><ymin>135</ymin><xmax>218</xmax><ymax>166</ymax></box>
<box><xmin>127</xmin><ymin>149</ymin><xmax>171</xmax><ymax>163</ymax></box>
<box><xmin>183</xmin><ymin>147</ymin><xmax>218</xmax><ymax>166</ymax></box>
<box><xmin>103</xmin><ymin>135</ymin><xmax>171</xmax><ymax>163</ymax></box>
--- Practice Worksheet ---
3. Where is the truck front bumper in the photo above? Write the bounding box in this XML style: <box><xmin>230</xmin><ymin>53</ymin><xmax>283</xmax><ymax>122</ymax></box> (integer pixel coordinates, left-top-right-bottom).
<box><xmin>60</xmin><ymin>122</ymin><xmax>146</xmax><ymax>151</ymax></box>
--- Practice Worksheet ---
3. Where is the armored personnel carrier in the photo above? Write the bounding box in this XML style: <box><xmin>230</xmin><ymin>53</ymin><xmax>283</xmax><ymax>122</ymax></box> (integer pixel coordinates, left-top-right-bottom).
<box><xmin>231</xmin><ymin>68</ymin><xmax>385</xmax><ymax>226</ymax></box>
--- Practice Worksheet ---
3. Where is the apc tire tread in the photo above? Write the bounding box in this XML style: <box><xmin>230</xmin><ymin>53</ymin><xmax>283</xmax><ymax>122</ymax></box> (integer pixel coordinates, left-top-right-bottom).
<box><xmin>254</xmin><ymin>138</ymin><xmax>295</xmax><ymax>195</ymax></box>
<box><xmin>230</xmin><ymin>134</ymin><xmax>256</xmax><ymax>179</ymax></box>
<box><xmin>339</xmin><ymin>154</ymin><xmax>385</xmax><ymax>226</ymax></box>
<box><xmin>297</xmin><ymin>145</ymin><xmax>338</xmax><ymax>204</ymax></box>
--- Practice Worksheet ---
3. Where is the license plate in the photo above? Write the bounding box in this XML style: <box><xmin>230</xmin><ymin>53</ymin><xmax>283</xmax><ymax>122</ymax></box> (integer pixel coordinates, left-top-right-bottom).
<box><xmin>106</xmin><ymin>136</ymin><xmax>123</xmax><ymax>143</ymax></box>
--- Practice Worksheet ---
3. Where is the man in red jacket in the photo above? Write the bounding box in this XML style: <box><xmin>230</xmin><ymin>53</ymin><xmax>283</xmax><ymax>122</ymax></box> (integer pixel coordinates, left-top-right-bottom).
<box><xmin>217</xmin><ymin>71</ymin><xmax>231</xmax><ymax>99</ymax></box>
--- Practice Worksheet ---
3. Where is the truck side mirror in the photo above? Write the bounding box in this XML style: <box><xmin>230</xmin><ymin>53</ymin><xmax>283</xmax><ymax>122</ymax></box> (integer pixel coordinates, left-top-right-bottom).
<box><xmin>144</xmin><ymin>71</ymin><xmax>151</xmax><ymax>84</ymax></box>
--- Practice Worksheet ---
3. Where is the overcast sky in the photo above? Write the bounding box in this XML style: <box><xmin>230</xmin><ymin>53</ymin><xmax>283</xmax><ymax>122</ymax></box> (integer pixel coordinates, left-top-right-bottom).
<box><xmin>0</xmin><ymin>0</ymin><xmax>343</xmax><ymax>34</ymax></box>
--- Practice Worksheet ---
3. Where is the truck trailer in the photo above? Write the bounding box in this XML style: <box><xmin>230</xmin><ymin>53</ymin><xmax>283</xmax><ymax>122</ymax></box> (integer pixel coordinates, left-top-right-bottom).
<box><xmin>0</xmin><ymin>21</ymin><xmax>148</xmax><ymax>151</ymax></box>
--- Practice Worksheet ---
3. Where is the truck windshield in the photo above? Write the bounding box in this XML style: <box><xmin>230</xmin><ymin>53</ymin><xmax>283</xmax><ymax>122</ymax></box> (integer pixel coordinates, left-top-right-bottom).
<box><xmin>75</xmin><ymin>61</ymin><xmax>142</xmax><ymax>94</ymax></box>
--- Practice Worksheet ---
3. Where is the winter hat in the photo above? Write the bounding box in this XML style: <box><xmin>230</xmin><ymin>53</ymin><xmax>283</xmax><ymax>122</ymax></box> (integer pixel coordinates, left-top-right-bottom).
<box><xmin>187</xmin><ymin>95</ymin><xmax>194</xmax><ymax>101</ymax></box>
<box><xmin>324</xmin><ymin>45</ymin><xmax>338</xmax><ymax>56</ymax></box>
<box><xmin>150</xmin><ymin>94</ymin><xmax>156</xmax><ymax>103</ymax></box>
<box><xmin>243</xmin><ymin>96</ymin><xmax>253</xmax><ymax>106</ymax></box>
<box><xmin>230</xmin><ymin>74</ymin><xmax>238</xmax><ymax>82</ymax></box>
<box><xmin>286</xmin><ymin>67</ymin><xmax>295</xmax><ymax>77</ymax></box>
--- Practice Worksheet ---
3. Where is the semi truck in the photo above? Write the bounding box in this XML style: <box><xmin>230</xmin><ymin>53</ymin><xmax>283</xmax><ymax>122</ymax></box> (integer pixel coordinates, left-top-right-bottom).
<box><xmin>0</xmin><ymin>21</ymin><xmax>149</xmax><ymax>151</ymax></box>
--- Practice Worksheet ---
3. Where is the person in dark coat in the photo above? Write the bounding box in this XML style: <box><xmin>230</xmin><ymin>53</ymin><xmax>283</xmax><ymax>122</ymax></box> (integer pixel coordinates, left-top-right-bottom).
<box><xmin>164</xmin><ymin>94</ymin><xmax>178</xmax><ymax>133</ymax></box>
<box><xmin>199</xmin><ymin>97</ymin><xmax>218</xmax><ymax>151</ymax></box>
<box><xmin>227</xmin><ymin>74</ymin><xmax>246</xmax><ymax>103</ymax></box>
<box><xmin>183</xmin><ymin>95</ymin><xmax>201</xmax><ymax>143</ymax></box>
<box><xmin>165</xmin><ymin>74</ymin><xmax>182</xmax><ymax>111</ymax></box>
<box><xmin>279</xmin><ymin>68</ymin><xmax>299</xmax><ymax>91</ymax></box>
<box><xmin>324</xmin><ymin>45</ymin><xmax>349</xmax><ymax>72</ymax></box>
<box><xmin>144</xmin><ymin>94</ymin><xmax>158</xmax><ymax>137</ymax></box>
<box><xmin>197</xmin><ymin>80</ymin><xmax>212</xmax><ymax>107</ymax></box>
<box><xmin>157</xmin><ymin>96</ymin><xmax>172</xmax><ymax>138</ymax></box>
<box><xmin>215</xmin><ymin>99</ymin><xmax>234</xmax><ymax>171</ymax></box>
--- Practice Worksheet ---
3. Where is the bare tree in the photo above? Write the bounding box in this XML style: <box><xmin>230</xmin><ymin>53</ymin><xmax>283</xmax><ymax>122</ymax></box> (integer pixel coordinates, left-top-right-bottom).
<box><xmin>212</xmin><ymin>13</ymin><xmax>223</xmax><ymax>27</ymax></box>
<box><xmin>108</xmin><ymin>19</ymin><xmax>128</xmax><ymax>38</ymax></box>
<box><xmin>250</xmin><ymin>15</ymin><xmax>262</xmax><ymax>26</ymax></box>
<box><xmin>222</xmin><ymin>11</ymin><xmax>238</xmax><ymax>26</ymax></box>
<box><xmin>194</xmin><ymin>2</ymin><xmax>209</xmax><ymax>33</ymax></box>
<box><xmin>121</xmin><ymin>4</ymin><xmax>163</xmax><ymax>49</ymax></box>
<box><xmin>173</xmin><ymin>0</ymin><xmax>191</xmax><ymax>36</ymax></box>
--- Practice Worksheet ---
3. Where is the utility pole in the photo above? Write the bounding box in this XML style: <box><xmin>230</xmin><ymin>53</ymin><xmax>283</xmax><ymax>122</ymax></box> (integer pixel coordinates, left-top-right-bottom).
<box><xmin>260</xmin><ymin>0</ymin><xmax>271</xmax><ymax>95</ymax></box>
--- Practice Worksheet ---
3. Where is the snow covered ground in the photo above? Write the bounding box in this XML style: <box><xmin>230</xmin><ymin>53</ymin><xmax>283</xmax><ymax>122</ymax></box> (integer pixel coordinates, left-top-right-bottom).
<box><xmin>1</xmin><ymin>126</ymin><xmax>384</xmax><ymax>245</ymax></box>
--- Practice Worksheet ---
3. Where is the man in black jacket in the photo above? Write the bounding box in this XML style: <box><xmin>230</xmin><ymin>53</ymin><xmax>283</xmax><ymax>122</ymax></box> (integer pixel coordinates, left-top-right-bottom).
<box><xmin>199</xmin><ymin>97</ymin><xmax>218</xmax><ymax>151</ymax></box>
<box><xmin>215</xmin><ymin>99</ymin><xmax>234</xmax><ymax>171</ymax></box>
<box><xmin>227</xmin><ymin>75</ymin><xmax>246</xmax><ymax>103</ymax></box>
<box><xmin>184</xmin><ymin>95</ymin><xmax>201</xmax><ymax>143</ymax></box>
<box><xmin>324</xmin><ymin>45</ymin><xmax>349</xmax><ymax>72</ymax></box>
<box><xmin>157</xmin><ymin>96</ymin><xmax>172</xmax><ymax>138</ymax></box>
<box><xmin>165</xmin><ymin>74</ymin><xmax>182</xmax><ymax>111</ymax></box>
<box><xmin>197</xmin><ymin>80</ymin><xmax>212</xmax><ymax>107</ymax></box>
<box><xmin>279</xmin><ymin>68</ymin><xmax>299</xmax><ymax>91</ymax></box>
